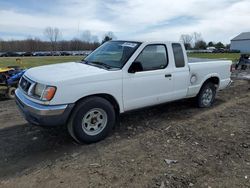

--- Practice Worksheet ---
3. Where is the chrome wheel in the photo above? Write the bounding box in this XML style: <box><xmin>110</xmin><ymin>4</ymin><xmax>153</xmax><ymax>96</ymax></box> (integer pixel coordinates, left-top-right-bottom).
<box><xmin>201</xmin><ymin>88</ymin><xmax>213</xmax><ymax>106</ymax></box>
<box><xmin>82</xmin><ymin>108</ymin><xmax>108</xmax><ymax>136</ymax></box>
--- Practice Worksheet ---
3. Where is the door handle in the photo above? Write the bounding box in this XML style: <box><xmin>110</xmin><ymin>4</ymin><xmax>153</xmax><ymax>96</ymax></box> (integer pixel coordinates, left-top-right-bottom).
<box><xmin>165</xmin><ymin>74</ymin><xmax>172</xmax><ymax>78</ymax></box>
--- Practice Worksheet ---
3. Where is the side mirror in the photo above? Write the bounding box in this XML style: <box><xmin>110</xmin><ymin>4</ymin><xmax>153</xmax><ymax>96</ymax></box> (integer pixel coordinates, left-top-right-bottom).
<box><xmin>128</xmin><ymin>61</ymin><xmax>143</xmax><ymax>73</ymax></box>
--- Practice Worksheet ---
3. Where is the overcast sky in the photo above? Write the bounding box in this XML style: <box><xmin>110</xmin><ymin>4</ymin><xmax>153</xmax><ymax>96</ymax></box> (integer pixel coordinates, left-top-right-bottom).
<box><xmin>0</xmin><ymin>0</ymin><xmax>249</xmax><ymax>43</ymax></box>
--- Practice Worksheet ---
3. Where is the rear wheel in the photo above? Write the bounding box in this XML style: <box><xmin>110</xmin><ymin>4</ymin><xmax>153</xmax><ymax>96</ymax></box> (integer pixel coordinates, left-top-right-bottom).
<box><xmin>197</xmin><ymin>82</ymin><xmax>216</xmax><ymax>108</ymax></box>
<box><xmin>67</xmin><ymin>97</ymin><xmax>116</xmax><ymax>144</ymax></box>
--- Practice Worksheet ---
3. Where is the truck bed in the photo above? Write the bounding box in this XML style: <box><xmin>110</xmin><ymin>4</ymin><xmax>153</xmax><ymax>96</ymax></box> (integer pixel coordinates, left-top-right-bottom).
<box><xmin>186</xmin><ymin>58</ymin><xmax>232</xmax><ymax>98</ymax></box>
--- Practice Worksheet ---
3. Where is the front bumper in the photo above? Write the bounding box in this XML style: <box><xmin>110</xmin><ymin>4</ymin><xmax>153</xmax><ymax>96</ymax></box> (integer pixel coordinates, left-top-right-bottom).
<box><xmin>15</xmin><ymin>88</ymin><xmax>74</xmax><ymax>126</ymax></box>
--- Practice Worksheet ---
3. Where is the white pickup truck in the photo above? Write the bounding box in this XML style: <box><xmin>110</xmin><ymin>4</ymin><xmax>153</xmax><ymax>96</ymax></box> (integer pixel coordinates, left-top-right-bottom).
<box><xmin>15</xmin><ymin>41</ymin><xmax>232</xmax><ymax>143</ymax></box>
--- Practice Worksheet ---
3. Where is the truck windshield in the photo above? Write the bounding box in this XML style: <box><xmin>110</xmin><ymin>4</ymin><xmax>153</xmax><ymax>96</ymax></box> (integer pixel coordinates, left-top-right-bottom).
<box><xmin>84</xmin><ymin>41</ymin><xmax>141</xmax><ymax>69</ymax></box>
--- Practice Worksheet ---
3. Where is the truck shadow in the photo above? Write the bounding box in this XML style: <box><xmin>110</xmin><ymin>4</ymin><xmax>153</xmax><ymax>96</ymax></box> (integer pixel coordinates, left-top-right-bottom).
<box><xmin>0</xmin><ymin>98</ymin><xmax>225</xmax><ymax>180</ymax></box>
<box><xmin>0</xmin><ymin>97</ymin><xmax>10</xmax><ymax>102</ymax></box>
<box><xmin>0</xmin><ymin>124</ymin><xmax>76</xmax><ymax>179</ymax></box>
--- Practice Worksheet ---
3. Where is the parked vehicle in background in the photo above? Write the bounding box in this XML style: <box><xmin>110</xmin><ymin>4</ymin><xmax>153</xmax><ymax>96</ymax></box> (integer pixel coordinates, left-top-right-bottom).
<box><xmin>33</xmin><ymin>52</ymin><xmax>44</xmax><ymax>56</ymax></box>
<box><xmin>72</xmin><ymin>51</ymin><xmax>84</xmax><ymax>56</ymax></box>
<box><xmin>83</xmin><ymin>51</ymin><xmax>92</xmax><ymax>56</ymax></box>
<box><xmin>21</xmin><ymin>52</ymin><xmax>34</xmax><ymax>56</ymax></box>
<box><xmin>206</xmin><ymin>47</ymin><xmax>216</xmax><ymax>53</ymax></box>
<box><xmin>60</xmin><ymin>51</ymin><xmax>71</xmax><ymax>56</ymax></box>
<box><xmin>213</xmin><ymin>48</ymin><xmax>226</xmax><ymax>53</ymax></box>
<box><xmin>15</xmin><ymin>40</ymin><xmax>232</xmax><ymax>144</ymax></box>
<box><xmin>12</xmin><ymin>51</ymin><xmax>91</xmax><ymax>57</ymax></box>
<box><xmin>51</xmin><ymin>51</ymin><xmax>61</xmax><ymax>56</ymax></box>
<box><xmin>0</xmin><ymin>52</ymin><xmax>20</xmax><ymax>57</ymax></box>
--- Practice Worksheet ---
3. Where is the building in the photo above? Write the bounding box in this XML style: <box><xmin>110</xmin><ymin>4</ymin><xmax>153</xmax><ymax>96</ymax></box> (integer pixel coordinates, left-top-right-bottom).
<box><xmin>230</xmin><ymin>32</ymin><xmax>250</xmax><ymax>53</ymax></box>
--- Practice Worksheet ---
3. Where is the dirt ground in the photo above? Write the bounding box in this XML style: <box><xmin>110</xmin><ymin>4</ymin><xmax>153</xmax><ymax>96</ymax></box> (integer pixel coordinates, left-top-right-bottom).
<box><xmin>0</xmin><ymin>79</ymin><xmax>249</xmax><ymax>188</ymax></box>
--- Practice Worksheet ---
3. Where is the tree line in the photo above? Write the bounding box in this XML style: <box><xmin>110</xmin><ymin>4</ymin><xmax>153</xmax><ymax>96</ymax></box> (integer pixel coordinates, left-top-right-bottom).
<box><xmin>0</xmin><ymin>27</ymin><xmax>230</xmax><ymax>52</ymax></box>
<box><xmin>0</xmin><ymin>39</ymin><xmax>100</xmax><ymax>52</ymax></box>
<box><xmin>180</xmin><ymin>32</ymin><xmax>230</xmax><ymax>50</ymax></box>
<box><xmin>0</xmin><ymin>27</ymin><xmax>116</xmax><ymax>52</ymax></box>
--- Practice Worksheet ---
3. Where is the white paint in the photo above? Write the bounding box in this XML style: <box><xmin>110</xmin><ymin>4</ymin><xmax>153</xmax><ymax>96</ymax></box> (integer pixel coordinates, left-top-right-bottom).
<box><xmin>22</xmin><ymin>41</ymin><xmax>232</xmax><ymax>113</ymax></box>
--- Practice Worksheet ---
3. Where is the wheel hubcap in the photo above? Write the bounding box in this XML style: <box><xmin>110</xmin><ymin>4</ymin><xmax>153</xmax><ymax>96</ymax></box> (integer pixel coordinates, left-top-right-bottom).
<box><xmin>201</xmin><ymin>88</ymin><xmax>213</xmax><ymax>106</ymax></box>
<box><xmin>82</xmin><ymin>108</ymin><xmax>107</xmax><ymax>136</ymax></box>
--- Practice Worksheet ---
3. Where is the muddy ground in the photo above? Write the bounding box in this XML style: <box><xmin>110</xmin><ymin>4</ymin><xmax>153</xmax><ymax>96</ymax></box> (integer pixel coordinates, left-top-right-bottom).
<box><xmin>0</xmin><ymin>80</ymin><xmax>249</xmax><ymax>188</ymax></box>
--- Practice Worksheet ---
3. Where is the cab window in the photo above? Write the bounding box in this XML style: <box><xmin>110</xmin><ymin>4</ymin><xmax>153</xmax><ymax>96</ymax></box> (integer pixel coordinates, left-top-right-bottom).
<box><xmin>172</xmin><ymin>43</ymin><xmax>185</xmax><ymax>68</ymax></box>
<box><xmin>135</xmin><ymin>44</ymin><xmax>168</xmax><ymax>71</ymax></box>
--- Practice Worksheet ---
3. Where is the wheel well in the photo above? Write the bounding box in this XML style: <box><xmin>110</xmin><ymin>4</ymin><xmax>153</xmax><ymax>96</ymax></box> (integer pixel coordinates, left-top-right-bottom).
<box><xmin>197</xmin><ymin>77</ymin><xmax>219</xmax><ymax>96</ymax></box>
<box><xmin>203</xmin><ymin>77</ymin><xmax>219</xmax><ymax>88</ymax></box>
<box><xmin>75</xmin><ymin>94</ymin><xmax>120</xmax><ymax>114</ymax></box>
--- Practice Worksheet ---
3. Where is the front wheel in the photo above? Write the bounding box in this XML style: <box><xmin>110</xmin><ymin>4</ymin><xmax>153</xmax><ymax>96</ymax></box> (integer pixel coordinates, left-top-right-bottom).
<box><xmin>197</xmin><ymin>82</ymin><xmax>216</xmax><ymax>108</ymax></box>
<box><xmin>67</xmin><ymin>97</ymin><xmax>116</xmax><ymax>144</ymax></box>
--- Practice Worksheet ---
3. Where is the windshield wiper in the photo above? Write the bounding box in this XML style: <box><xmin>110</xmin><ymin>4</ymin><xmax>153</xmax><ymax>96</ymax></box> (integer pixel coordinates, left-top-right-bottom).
<box><xmin>81</xmin><ymin>60</ymin><xmax>117</xmax><ymax>70</ymax></box>
<box><xmin>89</xmin><ymin>61</ymin><xmax>113</xmax><ymax>69</ymax></box>
<box><xmin>81</xmin><ymin>59</ymin><xmax>89</xmax><ymax>64</ymax></box>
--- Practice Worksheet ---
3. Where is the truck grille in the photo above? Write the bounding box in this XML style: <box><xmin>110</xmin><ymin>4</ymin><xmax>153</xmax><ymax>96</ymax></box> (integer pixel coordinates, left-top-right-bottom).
<box><xmin>19</xmin><ymin>77</ymin><xmax>32</xmax><ymax>93</ymax></box>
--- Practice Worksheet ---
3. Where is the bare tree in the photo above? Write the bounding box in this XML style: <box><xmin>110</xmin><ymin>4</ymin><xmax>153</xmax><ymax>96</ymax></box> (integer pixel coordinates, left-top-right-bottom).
<box><xmin>106</xmin><ymin>31</ymin><xmax>116</xmax><ymax>40</ymax></box>
<box><xmin>91</xmin><ymin>35</ymin><xmax>99</xmax><ymax>43</ymax></box>
<box><xmin>25</xmin><ymin>37</ymin><xmax>38</xmax><ymax>52</ymax></box>
<box><xmin>191</xmin><ymin>32</ymin><xmax>206</xmax><ymax>49</ymax></box>
<box><xmin>180</xmin><ymin>34</ymin><xmax>193</xmax><ymax>49</ymax></box>
<box><xmin>81</xmin><ymin>30</ymin><xmax>91</xmax><ymax>42</ymax></box>
<box><xmin>194</xmin><ymin>40</ymin><xmax>207</xmax><ymax>49</ymax></box>
<box><xmin>71</xmin><ymin>38</ymin><xmax>82</xmax><ymax>51</ymax></box>
<box><xmin>44</xmin><ymin>27</ymin><xmax>61</xmax><ymax>51</ymax></box>
<box><xmin>192</xmin><ymin>32</ymin><xmax>202</xmax><ymax>44</ymax></box>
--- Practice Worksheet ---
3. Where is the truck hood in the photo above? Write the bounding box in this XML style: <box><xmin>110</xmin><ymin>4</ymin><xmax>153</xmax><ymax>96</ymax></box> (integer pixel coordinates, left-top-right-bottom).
<box><xmin>25</xmin><ymin>62</ymin><xmax>113</xmax><ymax>84</ymax></box>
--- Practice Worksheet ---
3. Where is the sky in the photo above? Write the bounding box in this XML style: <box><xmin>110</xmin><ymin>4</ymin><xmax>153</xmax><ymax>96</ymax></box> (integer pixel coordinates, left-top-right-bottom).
<box><xmin>0</xmin><ymin>0</ymin><xmax>250</xmax><ymax>44</ymax></box>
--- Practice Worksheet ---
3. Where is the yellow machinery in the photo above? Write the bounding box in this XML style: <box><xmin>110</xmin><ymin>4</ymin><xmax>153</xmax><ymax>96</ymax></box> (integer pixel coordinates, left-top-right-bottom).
<box><xmin>0</xmin><ymin>67</ymin><xmax>13</xmax><ymax>73</ymax></box>
<box><xmin>0</xmin><ymin>59</ymin><xmax>25</xmax><ymax>99</ymax></box>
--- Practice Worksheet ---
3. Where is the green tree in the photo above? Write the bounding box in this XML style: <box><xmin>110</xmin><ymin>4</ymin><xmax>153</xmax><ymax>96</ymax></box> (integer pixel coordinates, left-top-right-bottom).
<box><xmin>208</xmin><ymin>41</ymin><xmax>214</xmax><ymax>47</ymax></box>
<box><xmin>194</xmin><ymin>40</ymin><xmax>207</xmax><ymax>49</ymax></box>
<box><xmin>102</xmin><ymin>36</ymin><xmax>112</xmax><ymax>44</ymax></box>
<box><xmin>215</xmin><ymin>42</ymin><xmax>225</xmax><ymax>49</ymax></box>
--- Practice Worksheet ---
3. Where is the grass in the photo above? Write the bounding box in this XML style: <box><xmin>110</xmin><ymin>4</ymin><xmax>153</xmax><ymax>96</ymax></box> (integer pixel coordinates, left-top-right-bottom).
<box><xmin>0</xmin><ymin>56</ymin><xmax>83</xmax><ymax>68</ymax></box>
<box><xmin>0</xmin><ymin>53</ymin><xmax>241</xmax><ymax>69</ymax></box>
<box><xmin>188</xmin><ymin>53</ymin><xmax>240</xmax><ymax>62</ymax></box>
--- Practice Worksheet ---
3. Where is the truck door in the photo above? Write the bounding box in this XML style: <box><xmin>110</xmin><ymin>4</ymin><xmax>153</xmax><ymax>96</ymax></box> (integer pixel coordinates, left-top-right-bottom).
<box><xmin>171</xmin><ymin>43</ymin><xmax>190</xmax><ymax>99</ymax></box>
<box><xmin>123</xmin><ymin>44</ymin><xmax>174</xmax><ymax>111</ymax></box>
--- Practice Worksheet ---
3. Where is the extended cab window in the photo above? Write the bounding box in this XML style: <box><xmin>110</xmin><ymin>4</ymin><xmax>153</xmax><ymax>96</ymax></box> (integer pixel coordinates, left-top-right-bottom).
<box><xmin>172</xmin><ymin>43</ymin><xmax>185</xmax><ymax>68</ymax></box>
<box><xmin>135</xmin><ymin>44</ymin><xmax>168</xmax><ymax>71</ymax></box>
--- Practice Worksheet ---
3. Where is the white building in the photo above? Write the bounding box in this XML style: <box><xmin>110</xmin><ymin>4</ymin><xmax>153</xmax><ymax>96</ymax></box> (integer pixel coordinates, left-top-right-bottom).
<box><xmin>231</xmin><ymin>32</ymin><xmax>250</xmax><ymax>53</ymax></box>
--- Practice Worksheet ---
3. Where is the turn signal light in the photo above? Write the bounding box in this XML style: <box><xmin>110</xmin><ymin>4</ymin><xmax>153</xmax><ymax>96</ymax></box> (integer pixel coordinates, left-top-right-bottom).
<box><xmin>42</xmin><ymin>86</ymin><xmax>56</xmax><ymax>101</ymax></box>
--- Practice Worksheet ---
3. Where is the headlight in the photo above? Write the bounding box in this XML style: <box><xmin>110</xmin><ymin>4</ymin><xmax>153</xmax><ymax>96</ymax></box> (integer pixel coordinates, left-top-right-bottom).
<box><xmin>33</xmin><ymin>83</ymin><xmax>56</xmax><ymax>101</ymax></box>
<box><xmin>34</xmin><ymin>83</ymin><xmax>45</xmax><ymax>98</ymax></box>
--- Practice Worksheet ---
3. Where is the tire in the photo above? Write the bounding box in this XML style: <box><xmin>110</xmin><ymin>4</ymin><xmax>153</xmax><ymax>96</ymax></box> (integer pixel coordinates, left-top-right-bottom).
<box><xmin>67</xmin><ymin>97</ymin><xmax>116</xmax><ymax>144</ymax></box>
<box><xmin>6</xmin><ymin>87</ymin><xmax>16</xmax><ymax>99</ymax></box>
<box><xmin>196</xmin><ymin>82</ymin><xmax>216</xmax><ymax>108</ymax></box>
